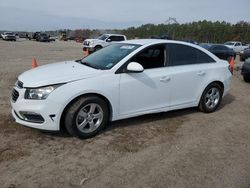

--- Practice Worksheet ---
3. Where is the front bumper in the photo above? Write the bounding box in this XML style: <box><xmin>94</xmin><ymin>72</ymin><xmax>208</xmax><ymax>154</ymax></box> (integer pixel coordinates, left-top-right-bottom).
<box><xmin>4</xmin><ymin>36</ymin><xmax>16</xmax><ymax>40</ymax></box>
<box><xmin>11</xmin><ymin>86</ymin><xmax>62</xmax><ymax>131</ymax></box>
<box><xmin>83</xmin><ymin>45</ymin><xmax>95</xmax><ymax>52</ymax></box>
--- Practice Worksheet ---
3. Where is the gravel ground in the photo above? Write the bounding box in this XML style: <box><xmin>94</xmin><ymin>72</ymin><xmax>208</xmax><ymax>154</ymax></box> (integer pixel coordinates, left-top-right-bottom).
<box><xmin>0</xmin><ymin>40</ymin><xmax>250</xmax><ymax>188</ymax></box>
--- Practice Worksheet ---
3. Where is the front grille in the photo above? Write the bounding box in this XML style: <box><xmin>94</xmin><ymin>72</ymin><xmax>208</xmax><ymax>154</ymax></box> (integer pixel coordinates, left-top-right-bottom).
<box><xmin>12</xmin><ymin>89</ymin><xmax>19</xmax><ymax>102</ymax></box>
<box><xmin>84</xmin><ymin>41</ymin><xmax>89</xmax><ymax>46</ymax></box>
<box><xmin>16</xmin><ymin>80</ymin><xmax>23</xmax><ymax>88</ymax></box>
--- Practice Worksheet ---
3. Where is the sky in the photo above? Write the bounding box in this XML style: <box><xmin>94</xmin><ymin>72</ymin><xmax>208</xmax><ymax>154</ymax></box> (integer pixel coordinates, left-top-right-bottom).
<box><xmin>0</xmin><ymin>0</ymin><xmax>249</xmax><ymax>31</ymax></box>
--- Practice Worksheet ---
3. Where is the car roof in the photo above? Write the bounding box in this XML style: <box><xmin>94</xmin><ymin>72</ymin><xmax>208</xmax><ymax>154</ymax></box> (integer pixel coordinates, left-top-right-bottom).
<box><xmin>119</xmin><ymin>39</ymin><xmax>200</xmax><ymax>47</ymax></box>
<box><xmin>105</xmin><ymin>34</ymin><xmax>125</xmax><ymax>36</ymax></box>
<box><xmin>225</xmin><ymin>41</ymin><xmax>240</xmax><ymax>43</ymax></box>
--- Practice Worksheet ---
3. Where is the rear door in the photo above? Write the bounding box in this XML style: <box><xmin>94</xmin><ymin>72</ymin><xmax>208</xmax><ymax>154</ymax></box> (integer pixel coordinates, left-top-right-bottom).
<box><xmin>166</xmin><ymin>43</ymin><xmax>216</xmax><ymax>107</ymax></box>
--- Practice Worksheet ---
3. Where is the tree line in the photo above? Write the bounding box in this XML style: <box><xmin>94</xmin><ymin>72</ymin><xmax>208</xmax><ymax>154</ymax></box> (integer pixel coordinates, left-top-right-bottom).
<box><xmin>121</xmin><ymin>20</ymin><xmax>250</xmax><ymax>43</ymax></box>
<box><xmin>51</xmin><ymin>20</ymin><xmax>250</xmax><ymax>44</ymax></box>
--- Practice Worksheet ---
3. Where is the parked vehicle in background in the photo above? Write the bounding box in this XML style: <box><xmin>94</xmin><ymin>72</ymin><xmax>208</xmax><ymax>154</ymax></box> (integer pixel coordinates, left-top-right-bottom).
<box><xmin>185</xmin><ymin>40</ymin><xmax>199</xmax><ymax>45</ymax></box>
<box><xmin>37</xmin><ymin>33</ymin><xmax>50</xmax><ymax>42</ymax></box>
<box><xmin>83</xmin><ymin>34</ymin><xmax>127</xmax><ymax>52</ymax></box>
<box><xmin>200</xmin><ymin>44</ymin><xmax>236</xmax><ymax>61</ymax></box>
<box><xmin>1</xmin><ymin>32</ymin><xmax>16</xmax><ymax>41</ymax></box>
<box><xmin>11</xmin><ymin>39</ymin><xmax>232</xmax><ymax>139</ymax></box>
<box><xmin>224</xmin><ymin>41</ymin><xmax>249</xmax><ymax>53</ymax></box>
<box><xmin>150</xmin><ymin>35</ymin><xmax>172</xmax><ymax>40</ymax></box>
<box><xmin>240</xmin><ymin>48</ymin><xmax>250</xmax><ymax>61</ymax></box>
<box><xmin>48</xmin><ymin>36</ymin><xmax>57</xmax><ymax>42</ymax></box>
<box><xmin>32</xmin><ymin>32</ymin><xmax>41</xmax><ymax>40</ymax></box>
<box><xmin>241</xmin><ymin>58</ymin><xmax>250</xmax><ymax>82</ymax></box>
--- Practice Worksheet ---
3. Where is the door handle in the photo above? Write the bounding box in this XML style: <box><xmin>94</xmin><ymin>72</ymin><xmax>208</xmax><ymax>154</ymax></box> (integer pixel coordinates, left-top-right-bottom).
<box><xmin>160</xmin><ymin>76</ymin><xmax>171</xmax><ymax>82</ymax></box>
<box><xmin>197</xmin><ymin>71</ymin><xmax>206</xmax><ymax>76</ymax></box>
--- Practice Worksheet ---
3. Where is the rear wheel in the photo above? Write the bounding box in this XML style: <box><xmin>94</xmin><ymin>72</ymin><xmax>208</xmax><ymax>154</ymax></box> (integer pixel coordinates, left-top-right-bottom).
<box><xmin>64</xmin><ymin>96</ymin><xmax>109</xmax><ymax>139</ymax></box>
<box><xmin>199</xmin><ymin>83</ymin><xmax>223</xmax><ymax>113</ymax></box>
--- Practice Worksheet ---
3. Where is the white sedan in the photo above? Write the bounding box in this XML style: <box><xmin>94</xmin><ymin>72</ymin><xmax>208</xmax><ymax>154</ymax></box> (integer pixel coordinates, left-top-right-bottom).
<box><xmin>11</xmin><ymin>39</ymin><xmax>232</xmax><ymax>138</ymax></box>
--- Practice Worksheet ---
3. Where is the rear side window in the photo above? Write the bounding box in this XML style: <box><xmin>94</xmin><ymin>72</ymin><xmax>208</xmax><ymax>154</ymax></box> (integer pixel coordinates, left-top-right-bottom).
<box><xmin>116</xmin><ymin>36</ymin><xmax>125</xmax><ymax>41</ymax></box>
<box><xmin>109</xmin><ymin>36</ymin><xmax>125</xmax><ymax>42</ymax></box>
<box><xmin>167</xmin><ymin>43</ymin><xmax>215</xmax><ymax>66</ymax></box>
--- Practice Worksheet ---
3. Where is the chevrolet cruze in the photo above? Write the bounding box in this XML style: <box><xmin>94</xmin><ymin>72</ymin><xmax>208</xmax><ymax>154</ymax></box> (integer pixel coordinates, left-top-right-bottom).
<box><xmin>11</xmin><ymin>39</ymin><xmax>232</xmax><ymax>138</ymax></box>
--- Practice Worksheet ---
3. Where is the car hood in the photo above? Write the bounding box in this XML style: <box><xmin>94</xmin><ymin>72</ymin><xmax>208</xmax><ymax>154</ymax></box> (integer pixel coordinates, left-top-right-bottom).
<box><xmin>18</xmin><ymin>61</ymin><xmax>102</xmax><ymax>88</ymax></box>
<box><xmin>85</xmin><ymin>39</ymin><xmax>103</xmax><ymax>43</ymax></box>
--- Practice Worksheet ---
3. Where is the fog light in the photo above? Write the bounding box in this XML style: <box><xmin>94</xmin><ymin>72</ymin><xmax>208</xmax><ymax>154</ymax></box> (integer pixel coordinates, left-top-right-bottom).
<box><xmin>19</xmin><ymin>111</ymin><xmax>45</xmax><ymax>124</ymax></box>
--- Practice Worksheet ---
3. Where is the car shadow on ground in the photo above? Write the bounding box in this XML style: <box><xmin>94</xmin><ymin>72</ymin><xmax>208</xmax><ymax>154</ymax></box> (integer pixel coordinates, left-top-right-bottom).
<box><xmin>218</xmin><ymin>93</ymin><xmax>235</xmax><ymax>109</ymax></box>
<box><xmin>41</xmin><ymin>93</ymin><xmax>236</xmax><ymax>138</ymax></box>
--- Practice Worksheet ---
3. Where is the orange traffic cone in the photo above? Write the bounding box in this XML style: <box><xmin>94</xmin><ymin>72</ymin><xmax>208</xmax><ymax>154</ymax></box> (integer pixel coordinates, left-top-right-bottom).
<box><xmin>32</xmin><ymin>58</ymin><xmax>38</xmax><ymax>68</ymax></box>
<box><xmin>229</xmin><ymin>57</ymin><xmax>235</xmax><ymax>73</ymax></box>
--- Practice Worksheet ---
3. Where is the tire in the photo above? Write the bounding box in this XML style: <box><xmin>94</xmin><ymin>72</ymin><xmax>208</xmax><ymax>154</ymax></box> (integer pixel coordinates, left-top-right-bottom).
<box><xmin>240</xmin><ymin>56</ymin><xmax>245</xmax><ymax>62</ymax></box>
<box><xmin>199</xmin><ymin>83</ymin><xmax>223</xmax><ymax>113</ymax></box>
<box><xmin>94</xmin><ymin>46</ymin><xmax>102</xmax><ymax>52</ymax></box>
<box><xmin>64</xmin><ymin>96</ymin><xmax>109</xmax><ymax>139</ymax></box>
<box><xmin>243</xmin><ymin>76</ymin><xmax>250</xmax><ymax>83</ymax></box>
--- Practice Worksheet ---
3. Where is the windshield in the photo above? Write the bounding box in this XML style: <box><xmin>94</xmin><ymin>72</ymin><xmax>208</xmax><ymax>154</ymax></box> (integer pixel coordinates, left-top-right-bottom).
<box><xmin>224</xmin><ymin>42</ymin><xmax>235</xmax><ymax>45</ymax></box>
<box><xmin>98</xmin><ymin>34</ymin><xmax>109</xmax><ymax>41</ymax></box>
<box><xmin>5</xmin><ymin>32</ymin><xmax>14</xmax><ymax>35</ymax></box>
<box><xmin>80</xmin><ymin>43</ymin><xmax>141</xmax><ymax>70</ymax></box>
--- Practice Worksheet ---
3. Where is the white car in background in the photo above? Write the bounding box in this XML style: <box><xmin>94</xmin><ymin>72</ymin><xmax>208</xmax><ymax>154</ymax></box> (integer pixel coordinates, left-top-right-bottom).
<box><xmin>224</xmin><ymin>41</ymin><xmax>249</xmax><ymax>53</ymax></box>
<box><xmin>83</xmin><ymin>34</ymin><xmax>127</xmax><ymax>52</ymax></box>
<box><xmin>1</xmin><ymin>32</ymin><xmax>16</xmax><ymax>41</ymax></box>
<box><xmin>11</xmin><ymin>39</ymin><xmax>232</xmax><ymax>139</ymax></box>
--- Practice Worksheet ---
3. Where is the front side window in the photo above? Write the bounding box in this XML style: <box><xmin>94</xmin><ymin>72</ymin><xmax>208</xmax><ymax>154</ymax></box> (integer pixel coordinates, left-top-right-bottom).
<box><xmin>107</xmin><ymin>36</ymin><xmax>116</xmax><ymax>42</ymax></box>
<box><xmin>130</xmin><ymin>45</ymin><xmax>165</xmax><ymax>69</ymax></box>
<box><xmin>80</xmin><ymin>43</ymin><xmax>140</xmax><ymax>70</ymax></box>
<box><xmin>167</xmin><ymin>43</ymin><xmax>215</xmax><ymax>66</ymax></box>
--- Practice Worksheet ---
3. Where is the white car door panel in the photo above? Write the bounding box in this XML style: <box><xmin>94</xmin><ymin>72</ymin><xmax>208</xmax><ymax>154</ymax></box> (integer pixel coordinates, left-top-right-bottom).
<box><xmin>167</xmin><ymin>64</ymin><xmax>210</xmax><ymax>107</ymax></box>
<box><xmin>119</xmin><ymin>68</ymin><xmax>171</xmax><ymax>116</ymax></box>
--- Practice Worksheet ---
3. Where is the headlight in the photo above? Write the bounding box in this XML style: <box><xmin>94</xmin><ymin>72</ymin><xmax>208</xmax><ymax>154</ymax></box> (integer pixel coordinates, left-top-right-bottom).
<box><xmin>89</xmin><ymin>41</ymin><xmax>94</xmax><ymax>45</ymax></box>
<box><xmin>25</xmin><ymin>85</ymin><xmax>62</xmax><ymax>100</ymax></box>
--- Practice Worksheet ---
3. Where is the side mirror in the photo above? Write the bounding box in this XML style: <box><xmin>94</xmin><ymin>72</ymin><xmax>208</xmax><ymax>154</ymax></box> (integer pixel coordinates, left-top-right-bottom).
<box><xmin>127</xmin><ymin>62</ymin><xmax>144</xmax><ymax>73</ymax></box>
<box><xmin>106</xmin><ymin>38</ymin><xmax>111</xmax><ymax>42</ymax></box>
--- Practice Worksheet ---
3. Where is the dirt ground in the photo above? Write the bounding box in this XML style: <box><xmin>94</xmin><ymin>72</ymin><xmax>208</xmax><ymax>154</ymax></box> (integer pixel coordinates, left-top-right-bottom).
<box><xmin>0</xmin><ymin>40</ymin><xmax>250</xmax><ymax>188</ymax></box>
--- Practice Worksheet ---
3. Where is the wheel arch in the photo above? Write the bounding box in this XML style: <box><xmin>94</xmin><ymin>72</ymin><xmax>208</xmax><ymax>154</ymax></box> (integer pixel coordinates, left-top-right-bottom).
<box><xmin>94</xmin><ymin>45</ymin><xmax>103</xmax><ymax>49</ymax></box>
<box><xmin>198</xmin><ymin>80</ymin><xmax>224</xmax><ymax>104</ymax></box>
<box><xmin>59</xmin><ymin>93</ymin><xmax>113</xmax><ymax>131</ymax></box>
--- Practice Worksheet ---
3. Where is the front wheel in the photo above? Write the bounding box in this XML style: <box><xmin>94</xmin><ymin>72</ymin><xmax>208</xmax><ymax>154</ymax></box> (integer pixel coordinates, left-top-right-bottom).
<box><xmin>64</xmin><ymin>96</ymin><xmax>109</xmax><ymax>139</ymax></box>
<box><xmin>94</xmin><ymin>46</ymin><xmax>102</xmax><ymax>52</ymax></box>
<box><xmin>199</xmin><ymin>83</ymin><xmax>223</xmax><ymax>113</ymax></box>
